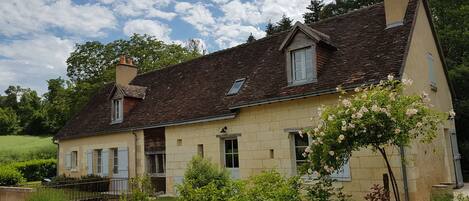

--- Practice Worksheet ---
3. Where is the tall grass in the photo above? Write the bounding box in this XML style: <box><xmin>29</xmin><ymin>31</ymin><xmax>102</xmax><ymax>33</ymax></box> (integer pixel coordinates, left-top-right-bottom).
<box><xmin>0</xmin><ymin>136</ymin><xmax>56</xmax><ymax>165</ymax></box>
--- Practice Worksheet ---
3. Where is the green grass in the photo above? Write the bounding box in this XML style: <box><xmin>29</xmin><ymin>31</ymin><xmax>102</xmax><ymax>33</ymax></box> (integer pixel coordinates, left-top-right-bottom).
<box><xmin>158</xmin><ymin>197</ymin><xmax>177</xmax><ymax>201</ymax></box>
<box><xmin>0</xmin><ymin>135</ymin><xmax>56</xmax><ymax>165</ymax></box>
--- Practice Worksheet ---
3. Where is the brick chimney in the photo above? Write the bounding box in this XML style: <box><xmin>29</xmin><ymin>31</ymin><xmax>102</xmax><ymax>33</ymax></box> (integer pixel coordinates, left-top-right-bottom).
<box><xmin>116</xmin><ymin>55</ymin><xmax>137</xmax><ymax>85</ymax></box>
<box><xmin>384</xmin><ymin>0</ymin><xmax>409</xmax><ymax>28</ymax></box>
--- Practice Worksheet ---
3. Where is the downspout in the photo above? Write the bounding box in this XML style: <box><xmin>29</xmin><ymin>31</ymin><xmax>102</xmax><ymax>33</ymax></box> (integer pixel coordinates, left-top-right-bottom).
<box><xmin>400</xmin><ymin>146</ymin><xmax>410</xmax><ymax>201</ymax></box>
<box><xmin>132</xmin><ymin>130</ymin><xmax>138</xmax><ymax>178</ymax></box>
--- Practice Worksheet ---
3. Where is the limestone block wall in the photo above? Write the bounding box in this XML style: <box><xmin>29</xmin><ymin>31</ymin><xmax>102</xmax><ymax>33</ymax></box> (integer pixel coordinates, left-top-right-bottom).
<box><xmin>58</xmin><ymin>130</ymin><xmax>145</xmax><ymax>178</ymax></box>
<box><xmin>164</xmin><ymin>94</ymin><xmax>410</xmax><ymax>199</ymax></box>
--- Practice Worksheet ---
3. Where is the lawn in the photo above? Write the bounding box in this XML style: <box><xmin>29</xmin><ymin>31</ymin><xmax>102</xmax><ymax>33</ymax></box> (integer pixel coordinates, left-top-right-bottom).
<box><xmin>0</xmin><ymin>135</ymin><xmax>56</xmax><ymax>165</ymax></box>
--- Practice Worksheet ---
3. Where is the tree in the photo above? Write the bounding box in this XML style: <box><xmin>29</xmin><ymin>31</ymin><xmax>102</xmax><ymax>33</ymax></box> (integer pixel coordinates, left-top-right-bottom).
<box><xmin>0</xmin><ymin>107</ymin><xmax>21</xmax><ymax>135</ymax></box>
<box><xmin>185</xmin><ymin>38</ymin><xmax>208</xmax><ymax>55</ymax></box>
<box><xmin>320</xmin><ymin>0</ymin><xmax>383</xmax><ymax>19</ymax></box>
<box><xmin>276</xmin><ymin>14</ymin><xmax>293</xmax><ymax>32</ymax></box>
<box><xmin>304</xmin><ymin>0</ymin><xmax>325</xmax><ymax>24</ymax></box>
<box><xmin>265</xmin><ymin>20</ymin><xmax>276</xmax><ymax>36</ymax></box>
<box><xmin>67</xmin><ymin>34</ymin><xmax>201</xmax><ymax>84</ymax></box>
<box><xmin>265</xmin><ymin>15</ymin><xmax>293</xmax><ymax>36</ymax></box>
<box><xmin>66</xmin><ymin>34</ymin><xmax>202</xmax><ymax>119</ymax></box>
<box><xmin>429</xmin><ymin>0</ymin><xmax>469</xmax><ymax>173</ymax></box>
<box><xmin>301</xmin><ymin>76</ymin><xmax>448</xmax><ymax>201</ymax></box>
<box><xmin>246</xmin><ymin>33</ymin><xmax>256</xmax><ymax>43</ymax></box>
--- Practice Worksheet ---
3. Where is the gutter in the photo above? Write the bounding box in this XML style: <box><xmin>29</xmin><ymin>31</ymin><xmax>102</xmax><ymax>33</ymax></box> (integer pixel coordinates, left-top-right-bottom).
<box><xmin>400</xmin><ymin>146</ymin><xmax>410</xmax><ymax>201</ymax></box>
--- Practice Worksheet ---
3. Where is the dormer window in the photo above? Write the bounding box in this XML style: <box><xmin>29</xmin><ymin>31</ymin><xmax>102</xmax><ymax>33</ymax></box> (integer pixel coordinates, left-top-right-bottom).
<box><xmin>112</xmin><ymin>98</ymin><xmax>123</xmax><ymax>123</ymax></box>
<box><xmin>279</xmin><ymin>22</ymin><xmax>336</xmax><ymax>86</ymax></box>
<box><xmin>291</xmin><ymin>47</ymin><xmax>314</xmax><ymax>84</ymax></box>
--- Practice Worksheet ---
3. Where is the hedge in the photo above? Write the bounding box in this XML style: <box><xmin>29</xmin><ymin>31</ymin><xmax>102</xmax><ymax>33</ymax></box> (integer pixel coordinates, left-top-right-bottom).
<box><xmin>0</xmin><ymin>166</ymin><xmax>25</xmax><ymax>186</ymax></box>
<box><xmin>9</xmin><ymin>159</ymin><xmax>56</xmax><ymax>182</ymax></box>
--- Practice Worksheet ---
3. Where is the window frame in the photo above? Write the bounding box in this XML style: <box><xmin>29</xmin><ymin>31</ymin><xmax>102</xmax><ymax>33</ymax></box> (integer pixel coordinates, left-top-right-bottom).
<box><xmin>112</xmin><ymin>148</ymin><xmax>119</xmax><ymax>174</ymax></box>
<box><xmin>111</xmin><ymin>98</ymin><xmax>123</xmax><ymax>123</ymax></box>
<box><xmin>226</xmin><ymin>78</ymin><xmax>246</xmax><ymax>96</ymax></box>
<box><xmin>96</xmin><ymin>149</ymin><xmax>103</xmax><ymax>174</ymax></box>
<box><xmin>223</xmin><ymin>138</ymin><xmax>239</xmax><ymax>169</ymax></box>
<box><xmin>71</xmin><ymin>151</ymin><xmax>78</xmax><ymax>170</ymax></box>
<box><xmin>291</xmin><ymin>132</ymin><xmax>351</xmax><ymax>181</ymax></box>
<box><xmin>288</xmin><ymin>46</ymin><xmax>316</xmax><ymax>86</ymax></box>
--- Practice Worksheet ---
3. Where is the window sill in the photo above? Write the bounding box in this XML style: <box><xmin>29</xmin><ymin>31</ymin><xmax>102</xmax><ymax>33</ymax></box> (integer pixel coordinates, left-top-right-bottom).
<box><xmin>301</xmin><ymin>175</ymin><xmax>352</xmax><ymax>182</ymax></box>
<box><xmin>110</xmin><ymin>119</ymin><xmax>123</xmax><ymax>124</ymax></box>
<box><xmin>288</xmin><ymin>79</ymin><xmax>317</xmax><ymax>87</ymax></box>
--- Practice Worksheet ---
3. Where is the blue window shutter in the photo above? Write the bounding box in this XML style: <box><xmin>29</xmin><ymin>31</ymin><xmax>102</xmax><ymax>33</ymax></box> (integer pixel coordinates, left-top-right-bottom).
<box><xmin>87</xmin><ymin>150</ymin><xmax>93</xmax><ymax>175</ymax></box>
<box><xmin>331</xmin><ymin>160</ymin><xmax>351</xmax><ymax>181</ymax></box>
<box><xmin>102</xmin><ymin>149</ymin><xmax>109</xmax><ymax>177</ymax></box>
<box><xmin>117</xmin><ymin>147</ymin><xmax>129</xmax><ymax>178</ymax></box>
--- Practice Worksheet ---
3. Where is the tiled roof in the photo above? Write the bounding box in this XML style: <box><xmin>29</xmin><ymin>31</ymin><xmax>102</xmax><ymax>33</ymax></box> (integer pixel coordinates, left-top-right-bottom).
<box><xmin>56</xmin><ymin>1</ymin><xmax>417</xmax><ymax>140</ymax></box>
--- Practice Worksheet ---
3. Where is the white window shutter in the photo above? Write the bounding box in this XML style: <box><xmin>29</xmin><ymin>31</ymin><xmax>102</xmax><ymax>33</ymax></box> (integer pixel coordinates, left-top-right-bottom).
<box><xmin>65</xmin><ymin>153</ymin><xmax>71</xmax><ymax>170</ymax></box>
<box><xmin>102</xmin><ymin>149</ymin><xmax>110</xmax><ymax>177</ymax></box>
<box><xmin>87</xmin><ymin>150</ymin><xmax>93</xmax><ymax>175</ymax></box>
<box><xmin>117</xmin><ymin>147</ymin><xmax>129</xmax><ymax>178</ymax></box>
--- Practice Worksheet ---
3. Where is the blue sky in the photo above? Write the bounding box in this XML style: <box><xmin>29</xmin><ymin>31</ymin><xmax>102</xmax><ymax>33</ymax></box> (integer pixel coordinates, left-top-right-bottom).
<box><xmin>0</xmin><ymin>0</ymin><xmax>325</xmax><ymax>95</ymax></box>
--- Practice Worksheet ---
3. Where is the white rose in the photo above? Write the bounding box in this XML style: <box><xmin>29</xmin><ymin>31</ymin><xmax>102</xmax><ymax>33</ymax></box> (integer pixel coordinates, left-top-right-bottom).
<box><xmin>329</xmin><ymin>151</ymin><xmax>335</xmax><ymax>156</ymax></box>
<box><xmin>388</xmin><ymin>74</ymin><xmax>394</xmax><ymax>81</ymax></box>
<box><xmin>394</xmin><ymin>128</ymin><xmax>401</xmax><ymax>134</ymax></box>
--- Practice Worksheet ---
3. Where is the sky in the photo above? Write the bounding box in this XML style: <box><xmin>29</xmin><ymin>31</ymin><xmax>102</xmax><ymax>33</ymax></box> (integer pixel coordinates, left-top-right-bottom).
<box><xmin>0</xmin><ymin>0</ymin><xmax>331</xmax><ymax>95</ymax></box>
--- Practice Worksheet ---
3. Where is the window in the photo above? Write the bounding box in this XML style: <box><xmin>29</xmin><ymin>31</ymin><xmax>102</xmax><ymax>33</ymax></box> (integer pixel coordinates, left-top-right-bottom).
<box><xmin>96</xmin><ymin>149</ymin><xmax>102</xmax><ymax>174</ymax></box>
<box><xmin>293</xmin><ymin>133</ymin><xmax>309</xmax><ymax>170</ymax></box>
<box><xmin>292</xmin><ymin>132</ymin><xmax>350</xmax><ymax>180</ymax></box>
<box><xmin>224</xmin><ymin>139</ymin><xmax>239</xmax><ymax>168</ymax></box>
<box><xmin>147</xmin><ymin>153</ymin><xmax>166</xmax><ymax>175</ymax></box>
<box><xmin>291</xmin><ymin>47</ymin><xmax>314</xmax><ymax>84</ymax></box>
<box><xmin>112</xmin><ymin>148</ymin><xmax>118</xmax><ymax>174</ymax></box>
<box><xmin>197</xmin><ymin>144</ymin><xmax>204</xmax><ymax>158</ymax></box>
<box><xmin>71</xmin><ymin>151</ymin><xmax>78</xmax><ymax>169</ymax></box>
<box><xmin>112</xmin><ymin>99</ymin><xmax>123</xmax><ymax>123</ymax></box>
<box><xmin>227</xmin><ymin>78</ymin><xmax>245</xmax><ymax>95</ymax></box>
<box><xmin>427</xmin><ymin>53</ymin><xmax>437</xmax><ymax>91</ymax></box>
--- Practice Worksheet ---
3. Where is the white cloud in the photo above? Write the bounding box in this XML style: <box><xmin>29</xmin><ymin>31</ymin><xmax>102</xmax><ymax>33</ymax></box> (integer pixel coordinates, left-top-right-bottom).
<box><xmin>123</xmin><ymin>19</ymin><xmax>172</xmax><ymax>42</ymax></box>
<box><xmin>0</xmin><ymin>35</ymin><xmax>75</xmax><ymax>94</ymax></box>
<box><xmin>175</xmin><ymin>2</ymin><xmax>216</xmax><ymax>35</ymax></box>
<box><xmin>259</xmin><ymin>0</ymin><xmax>309</xmax><ymax>22</ymax></box>
<box><xmin>219</xmin><ymin>0</ymin><xmax>263</xmax><ymax>25</ymax></box>
<box><xmin>213</xmin><ymin>24</ymin><xmax>265</xmax><ymax>48</ymax></box>
<box><xmin>0</xmin><ymin>0</ymin><xmax>116</xmax><ymax>37</ymax></box>
<box><xmin>147</xmin><ymin>9</ymin><xmax>177</xmax><ymax>20</ymax></box>
<box><xmin>112</xmin><ymin>0</ymin><xmax>173</xmax><ymax>17</ymax></box>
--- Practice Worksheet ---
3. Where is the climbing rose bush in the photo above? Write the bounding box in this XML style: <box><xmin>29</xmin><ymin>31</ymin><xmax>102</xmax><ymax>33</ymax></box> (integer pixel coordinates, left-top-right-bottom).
<box><xmin>301</xmin><ymin>75</ymin><xmax>452</xmax><ymax>176</ymax></box>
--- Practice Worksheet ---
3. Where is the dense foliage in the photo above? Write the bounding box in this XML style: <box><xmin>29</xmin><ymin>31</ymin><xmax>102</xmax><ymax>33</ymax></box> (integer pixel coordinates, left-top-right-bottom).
<box><xmin>302</xmin><ymin>76</ymin><xmax>448</xmax><ymax>201</ymax></box>
<box><xmin>9</xmin><ymin>159</ymin><xmax>56</xmax><ymax>182</ymax></box>
<box><xmin>303</xmin><ymin>176</ymin><xmax>351</xmax><ymax>201</ymax></box>
<box><xmin>0</xmin><ymin>166</ymin><xmax>24</xmax><ymax>186</ymax></box>
<box><xmin>0</xmin><ymin>34</ymin><xmax>201</xmax><ymax>136</ymax></box>
<box><xmin>364</xmin><ymin>184</ymin><xmax>390</xmax><ymax>201</ymax></box>
<box><xmin>119</xmin><ymin>176</ymin><xmax>155</xmax><ymax>201</ymax></box>
<box><xmin>177</xmin><ymin>156</ymin><xmax>339</xmax><ymax>201</ymax></box>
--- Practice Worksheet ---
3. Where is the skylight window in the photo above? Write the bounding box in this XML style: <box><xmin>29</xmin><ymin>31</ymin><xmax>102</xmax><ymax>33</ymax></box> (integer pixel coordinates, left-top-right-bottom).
<box><xmin>227</xmin><ymin>78</ymin><xmax>246</xmax><ymax>96</ymax></box>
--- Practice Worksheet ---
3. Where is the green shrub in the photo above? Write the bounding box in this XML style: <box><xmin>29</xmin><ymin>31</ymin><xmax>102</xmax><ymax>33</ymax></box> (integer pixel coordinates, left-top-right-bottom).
<box><xmin>0</xmin><ymin>166</ymin><xmax>25</xmax><ymax>186</ymax></box>
<box><xmin>240</xmin><ymin>170</ymin><xmax>301</xmax><ymax>201</ymax></box>
<box><xmin>182</xmin><ymin>156</ymin><xmax>230</xmax><ymax>189</ymax></box>
<box><xmin>27</xmin><ymin>188</ymin><xmax>67</xmax><ymax>201</ymax></box>
<box><xmin>46</xmin><ymin>174</ymin><xmax>110</xmax><ymax>192</ymax></box>
<box><xmin>119</xmin><ymin>176</ymin><xmax>155</xmax><ymax>201</ymax></box>
<box><xmin>456</xmin><ymin>194</ymin><xmax>469</xmax><ymax>201</ymax></box>
<box><xmin>177</xmin><ymin>156</ymin><xmax>237</xmax><ymax>201</ymax></box>
<box><xmin>9</xmin><ymin>159</ymin><xmax>56</xmax><ymax>181</ymax></box>
<box><xmin>303</xmin><ymin>176</ymin><xmax>352</xmax><ymax>201</ymax></box>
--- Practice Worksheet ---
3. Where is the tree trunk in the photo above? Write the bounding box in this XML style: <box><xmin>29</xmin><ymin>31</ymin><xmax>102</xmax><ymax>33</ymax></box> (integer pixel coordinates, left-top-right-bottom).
<box><xmin>377</xmin><ymin>147</ymin><xmax>400</xmax><ymax>201</ymax></box>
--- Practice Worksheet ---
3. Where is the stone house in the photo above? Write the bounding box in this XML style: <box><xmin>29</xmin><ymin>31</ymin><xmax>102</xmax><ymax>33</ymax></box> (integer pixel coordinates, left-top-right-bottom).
<box><xmin>55</xmin><ymin>0</ymin><xmax>463</xmax><ymax>200</ymax></box>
